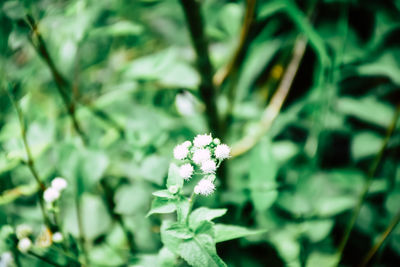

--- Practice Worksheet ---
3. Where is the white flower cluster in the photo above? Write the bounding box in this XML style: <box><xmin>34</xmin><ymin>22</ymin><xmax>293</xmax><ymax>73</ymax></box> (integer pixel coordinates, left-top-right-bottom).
<box><xmin>173</xmin><ymin>134</ymin><xmax>230</xmax><ymax>196</ymax></box>
<box><xmin>43</xmin><ymin>177</ymin><xmax>68</xmax><ymax>203</ymax></box>
<box><xmin>16</xmin><ymin>224</ymin><xmax>33</xmax><ymax>253</ymax></box>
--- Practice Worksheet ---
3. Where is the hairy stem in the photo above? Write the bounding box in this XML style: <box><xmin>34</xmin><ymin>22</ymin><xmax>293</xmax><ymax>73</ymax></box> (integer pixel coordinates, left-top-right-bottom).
<box><xmin>336</xmin><ymin>105</ymin><xmax>400</xmax><ymax>264</ymax></box>
<box><xmin>28</xmin><ymin>251</ymin><xmax>64</xmax><ymax>267</ymax></box>
<box><xmin>179</xmin><ymin>0</ymin><xmax>220</xmax><ymax>136</ymax></box>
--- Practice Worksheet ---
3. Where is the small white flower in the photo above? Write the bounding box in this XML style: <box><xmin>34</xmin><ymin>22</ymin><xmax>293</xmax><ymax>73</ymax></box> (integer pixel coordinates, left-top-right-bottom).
<box><xmin>173</xmin><ymin>144</ymin><xmax>189</xmax><ymax>160</ymax></box>
<box><xmin>168</xmin><ymin>185</ymin><xmax>179</xmax><ymax>194</ymax></box>
<box><xmin>179</xmin><ymin>163</ymin><xmax>194</xmax><ymax>180</ymax></box>
<box><xmin>16</xmin><ymin>224</ymin><xmax>32</xmax><ymax>240</ymax></box>
<box><xmin>43</xmin><ymin>187</ymin><xmax>60</xmax><ymax>203</ymax></box>
<box><xmin>214</xmin><ymin>144</ymin><xmax>231</xmax><ymax>160</ymax></box>
<box><xmin>200</xmin><ymin>160</ymin><xmax>217</xmax><ymax>174</ymax></box>
<box><xmin>193</xmin><ymin>134</ymin><xmax>212</xmax><ymax>147</ymax></box>
<box><xmin>192</xmin><ymin>148</ymin><xmax>211</xmax><ymax>164</ymax></box>
<box><xmin>194</xmin><ymin>179</ymin><xmax>215</xmax><ymax>196</ymax></box>
<box><xmin>52</xmin><ymin>232</ymin><xmax>63</xmax><ymax>243</ymax></box>
<box><xmin>51</xmin><ymin>177</ymin><xmax>68</xmax><ymax>191</ymax></box>
<box><xmin>213</xmin><ymin>138</ymin><xmax>221</xmax><ymax>145</ymax></box>
<box><xmin>182</xmin><ymin>141</ymin><xmax>192</xmax><ymax>148</ymax></box>
<box><xmin>0</xmin><ymin>251</ymin><xmax>13</xmax><ymax>266</ymax></box>
<box><xmin>17</xmin><ymin>238</ymin><xmax>32</xmax><ymax>253</ymax></box>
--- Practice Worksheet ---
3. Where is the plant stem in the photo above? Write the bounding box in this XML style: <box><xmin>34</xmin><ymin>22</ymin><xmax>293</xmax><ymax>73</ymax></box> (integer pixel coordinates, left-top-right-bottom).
<box><xmin>335</xmin><ymin>104</ymin><xmax>400</xmax><ymax>264</ymax></box>
<box><xmin>28</xmin><ymin>251</ymin><xmax>64</xmax><ymax>267</ymax></box>
<box><xmin>359</xmin><ymin>209</ymin><xmax>400</xmax><ymax>267</ymax></box>
<box><xmin>186</xmin><ymin>192</ymin><xmax>197</xmax><ymax>226</ymax></box>
<box><xmin>230</xmin><ymin>36</ymin><xmax>307</xmax><ymax>157</ymax></box>
<box><xmin>4</xmin><ymin>86</ymin><xmax>53</xmax><ymax>231</ymax></box>
<box><xmin>25</xmin><ymin>15</ymin><xmax>88</xmax><ymax>145</ymax></box>
<box><xmin>179</xmin><ymin>0</ymin><xmax>220</xmax><ymax>136</ymax></box>
<box><xmin>75</xmin><ymin>196</ymin><xmax>89</xmax><ymax>266</ymax></box>
<box><xmin>213</xmin><ymin>0</ymin><xmax>257</xmax><ymax>87</ymax></box>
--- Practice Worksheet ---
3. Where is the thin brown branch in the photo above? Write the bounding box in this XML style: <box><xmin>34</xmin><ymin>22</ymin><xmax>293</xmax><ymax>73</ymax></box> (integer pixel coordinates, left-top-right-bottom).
<box><xmin>231</xmin><ymin>36</ymin><xmax>307</xmax><ymax>157</ymax></box>
<box><xmin>336</xmin><ymin>104</ymin><xmax>400</xmax><ymax>264</ymax></box>
<box><xmin>213</xmin><ymin>0</ymin><xmax>257</xmax><ymax>87</ymax></box>
<box><xmin>179</xmin><ymin>0</ymin><xmax>220</xmax><ymax>136</ymax></box>
<box><xmin>359</xmin><ymin>209</ymin><xmax>400</xmax><ymax>267</ymax></box>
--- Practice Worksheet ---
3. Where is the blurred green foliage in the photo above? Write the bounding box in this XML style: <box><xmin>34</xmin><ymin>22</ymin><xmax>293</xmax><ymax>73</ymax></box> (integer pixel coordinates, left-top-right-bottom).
<box><xmin>0</xmin><ymin>0</ymin><xmax>400</xmax><ymax>266</ymax></box>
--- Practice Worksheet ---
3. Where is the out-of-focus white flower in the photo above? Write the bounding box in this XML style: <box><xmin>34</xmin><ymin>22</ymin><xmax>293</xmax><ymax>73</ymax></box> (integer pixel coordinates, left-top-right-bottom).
<box><xmin>51</xmin><ymin>177</ymin><xmax>68</xmax><ymax>191</ymax></box>
<box><xmin>43</xmin><ymin>187</ymin><xmax>60</xmax><ymax>203</ymax></box>
<box><xmin>0</xmin><ymin>251</ymin><xmax>14</xmax><ymax>266</ymax></box>
<box><xmin>213</xmin><ymin>138</ymin><xmax>221</xmax><ymax>145</ymax></box>
<box><xmin>17</xmin><ymin>238</ymin><xmax>32</xmax><ymax>253</ymax></box>
<box><xmin>192</xmin><ymin>148</ymin><xmax>211</xmax><ymax>164</ymax></box>
<box><xmin>214</xmin><ymin>144</ymin><xmax>231</xmax><ymax>160</ymax></box>
<box><xmin>200</xmin><ymin>160</ymin><xmax>217</xmax><ymax>174</ymax></box>
<box><xmin>173</xmin><ymin>144</ymin><xmax>189</xmax><ymax>160</ymax></box>
<box><xmin>168</xmin><ymin>185</ymin><xmax>179</xmax><ymax>194</ymax></box>
<box><xmin>182</xmin><ymin>141</ymin><xmax>192</xmax><ymax>148</ymax></box>
<box><xmin>16</xmin><ymin>224</ymin><xmax>32</xmax><ymax>240</ymax></box>
<box><xmin>175</xmin><ymin>91</ymin><xmax>197</xmax><ymax>116</ymax></box>
<box><xmin>179</xmin><ymin>163</ymin><xmax>194</xmax><ymax>180</ymax></box>
<box><xmin>193</xmin><ymin>134</ymin><xmax>212</xmax><ymax>148</ymax></box>
<box><xmin>52</xmin><ymin>232</ymin><xmax>63</xmax><ymax>243</ymax></box>
<box><xmin>194</xmin><ymin>179</ymin><xmax>215</xmax><ymax>196</ymax></box>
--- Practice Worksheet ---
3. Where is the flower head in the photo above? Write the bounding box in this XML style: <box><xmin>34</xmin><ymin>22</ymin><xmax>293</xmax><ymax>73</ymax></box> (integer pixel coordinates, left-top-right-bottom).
<box><xmin>51</xmin><ymin>177</ymin><xmax>68</xmax><ymax>191</ymax></box>
<box><xmin>194</xmin><ymin>179</ymin><xmax>215</xmax><ymax>196</ymax></box>
<box><xmin>43</xmin><ymin>187</ymin><xmax>60</xmax><ymax>203</ymax></box>
<box><xmin>173</xmin><ymin>144</ymin><xmax>189</xmax><ymax>160</ymax></box>
<box><xmin>179</xmin><ymin>163</ymin><xmax>194</xmax><ymax>180</ymax></box>
<box><xmin>200</xmin><ymin>160</ymin><xmax>217</xmax><ymax>174</ymax></box>
<box><xmin>16</xmin><ymin>224</ymin><xmax>32</xmax><ymax>240</ymax></box>
<box><xmin>17</xmin><ymin>238</ymin><xmax>32</xmax><ymax>253</ymax></box>
<box><xmin>192</xmin><ymin>148</ymin><xmax>211</xmax><ymax>165</ymax></box>
<box><xmin>52</xmin><ymin>232</ymin><xmax>63</xmax><ymax>243</ymax></box>
<box><xmin>214</xmin><ymin>144</ymin><xmax>231</xmax><ymax>160</ymax></box>
<box><xmin>193</xmin><ymin>134</ymin><xmax>212</xmax><ymax>148</ymax></box>
<box><xmin>182</xmin><ymin>141</ymin><xmax>192</xmax><ymax>148</ymax></box>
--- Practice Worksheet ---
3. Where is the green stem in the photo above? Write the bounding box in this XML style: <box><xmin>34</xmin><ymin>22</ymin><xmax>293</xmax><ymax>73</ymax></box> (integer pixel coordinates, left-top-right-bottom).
<box><xmin>336</xmin><ymin>105</ymin><xmax>400</xmax><ymax>264</ymax></box>
<box><xmin>4</xmin><ymin>86</ymin><xmax>53</xmax><ymax>231</ymax></box>
<box><xmin>28</xmin><ymin>251</ymin><xmax>64</xmax><ymax>267</ymax></box>
<box><xmin>186</xmin><ymin>192</ymin><xmax>197</xmax><ymax>226</ymax></box>
<box><xmin>75</xmin><ymin>196</ymin><xmax>89</xmax><ymax>266</ymax></box>
<box><xmin>359</xmin><ymin>207</ymin><xmax>400</xmax><ymax>266</ymax></box>
<box><xmin>179</xmin><ymin>0</ymin><xmax>220</xmax><ymax>136</ymax></box>
<box><xmin>25</xmin><ymin>15</ymin><xmax>88</xmax><ymax>145</ymax></box>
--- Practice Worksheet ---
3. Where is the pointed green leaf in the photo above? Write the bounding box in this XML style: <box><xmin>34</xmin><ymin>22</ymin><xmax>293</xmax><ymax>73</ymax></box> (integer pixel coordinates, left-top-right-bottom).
<box><xmin>189</xmin><ymin>207</ymin><xmax>227</xmax><ymax>230</ymax></box>
<box><xmin>214</xmin><ymin>224</ymin><xmax>266</xmax><ymax>243</ymax></box>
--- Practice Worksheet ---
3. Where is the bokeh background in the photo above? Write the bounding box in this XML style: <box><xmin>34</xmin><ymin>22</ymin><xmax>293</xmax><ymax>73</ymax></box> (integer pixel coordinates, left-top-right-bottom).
<box><xmin>1</xmin><ymin>0</ymin><xmax>400</xmax><ymax>266</ymax></box>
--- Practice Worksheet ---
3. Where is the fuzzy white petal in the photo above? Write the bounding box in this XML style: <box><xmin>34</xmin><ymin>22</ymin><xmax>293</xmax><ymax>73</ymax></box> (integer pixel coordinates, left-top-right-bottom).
<box><xmin>200</xmin><ymin>160</ymin><xmax>217</xmax><ymax>174</ymax></box>
<box><xmin>179</xmin><ymin>163</ymin><xmax>194</xmax><ymax>180</ymax></box>
<box><xmin>43</xmin><ymin>187</ymin><xmax>60</xmax><ymax>203</ymax></box>
<box><xmin>214</xmin><ymin>144</ymin><xmax>231</xmax><ymax>160</ymax></box>
<box><xmin>192</xmin><ymin>148</ymin><xmax>211</xmax><ymax>165</ymax></box>
<box><xmin>193</xmin><ymin>134</ymin><xmax>212</xmax><ymax>147</ymax></box>
<box><xmin>194</xmin><ymin>179</ymin><xmax>215</xmax><ymax>196</ymax></box>
<box><xmin>51</xmin><ymin>177</ymin><xmax>68</xmax><ymax>191</ymax></box>
<box><xmin>17</xmin><ymin>238</ymin><xmax>32</xmax><ymax>253</ymax></box>
<box><xmin>173</xmin><ymin>144</ymin><xmax>189</xmax><ymax>160</ymax></box>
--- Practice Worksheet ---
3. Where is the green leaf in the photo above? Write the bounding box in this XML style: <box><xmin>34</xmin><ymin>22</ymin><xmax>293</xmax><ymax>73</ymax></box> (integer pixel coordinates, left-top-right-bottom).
<box><xmin>158</xmin><ymin>246</ymin><xmax>177</xmax><ymax>267</ymax></box>
<box><xmin>214</xmin><ymin>224</ymin><xmax>266</xmax><ymax>243</ymax></box>
<box><xmin>337</xmin><ymin>97</ymin><xmax>395</xmax><ymax>128</ymax></box>
<box><xmin>89</xmin><ymin>21</ymin><xmax>144</xmax><ymax>37</ymax></box>
<box><xmin>165</xmin><ymin>223</ymin><xmax>193</xmax><ymax>239</ymax></box>
<box><xmin>189</xmin><ymin>207</ymin><xmax>227</xmax><ymax>230</ymax></box>
<box><xmin>147</xmin><ymin>197</ymin><xmax>177</xmax><ymax>217</ymax></box>
<box><xmin>352</xmin><ymin>132</ymin><xmax>383</xmax><ymax>160</ymax></box>
<box><xmin>152</xmin><ymin>190</ymin><xmax>175</xmax><ymax>199</ymax></box>
<box><xmin>249</xmin><ymin>137</ymin><xmax>278</xmax><ymax>211</ymax></box>
<box><xmin>140</xmin><ymin>155</ymin><xmax>169</xmax><ymax>186</ymax></box>
<box><xmin>178</xmin><ymin>234</ymin><xmax>227</xmax><ymax>267</ymax></box>
<box><xmin>166</xmin><ymin>163</ymin><xmax>183</xmax><ymax>190</ymax></box>
<box><xmin>114</xmin><ymin>184</ymin><xmax>149</xmax><ymax>215</ymax></box>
